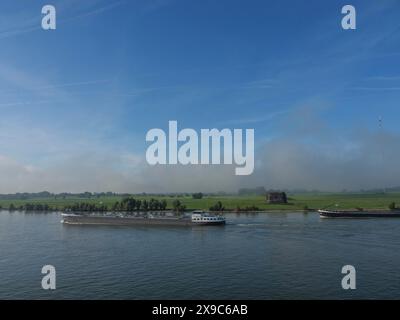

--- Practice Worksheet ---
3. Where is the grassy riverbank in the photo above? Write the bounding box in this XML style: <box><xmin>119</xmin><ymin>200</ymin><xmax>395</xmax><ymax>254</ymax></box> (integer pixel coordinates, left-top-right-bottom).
<box><xmin>0</xmin><ymin>192</ymin><xmax>399</xmax><ymax>212</ymax></box>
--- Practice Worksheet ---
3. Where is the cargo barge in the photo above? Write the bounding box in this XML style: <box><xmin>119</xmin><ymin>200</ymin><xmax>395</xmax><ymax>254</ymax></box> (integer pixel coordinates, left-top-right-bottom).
<box><xmin>61</xmin><ymin>210</ymin><xmax>225</xmax><ymax>226</ymax></box>
<box><xmin>318</xmin><ymin>209</ymin><xmax>400</xmax><ymax>218</ymax></box>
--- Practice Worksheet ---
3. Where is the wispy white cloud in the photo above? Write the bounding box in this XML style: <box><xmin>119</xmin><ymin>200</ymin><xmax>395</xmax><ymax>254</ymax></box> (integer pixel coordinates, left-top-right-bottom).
<box><xmin>366</xmin><ymin>76</ymin><xmax>400</xmax><ymax>81</ymax></box>
<box><xmin>61</xmin><ymin>0</ymin><xmax>128</xmax><ymax>24</ymax></box>
<box><xmin>350</xmin><ymin>87</ymin><xmax>400</xmax><ymax>91</ymax></box>
<box><xmin>0</xmin><ymin>25</ymin><xmax>40</xmax><ymax>40</ymax></box>
<box><xmin>0</xmin><ymin>100</ymin><xmax>51</xmax><ymax>108</ymax></box>
<box><xmin>219</xmin><ymin>109</ymin><xmax>290</xmax><ymax>126</ymax></box>
<box><xmin>241</xmin><ymin>78</ymin><xmax>278</xmax><ymax>89</ymax></box>
<box><xmin>32</xmin><ymin>79</ymin><xmax>111</xmax><ymax>91</ymax></box>
<box><xmin>0</xmin><ymin>0</ymin><xmax>128</xmax><ymax>40</ymax></box>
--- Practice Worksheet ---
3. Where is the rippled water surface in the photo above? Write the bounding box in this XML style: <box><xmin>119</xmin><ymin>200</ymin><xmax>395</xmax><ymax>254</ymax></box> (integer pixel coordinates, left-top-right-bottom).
<box><xmin>1</xmin><ymin>211</ymin><xmax>400</xmax><ymax>299</ymax></box>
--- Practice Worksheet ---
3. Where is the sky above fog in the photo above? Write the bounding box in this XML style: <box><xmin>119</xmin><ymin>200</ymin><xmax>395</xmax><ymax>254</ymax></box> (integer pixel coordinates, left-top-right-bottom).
<box><xmin>0</xmin><ymin>0</ymin><xmax>400</xmax><ymax>193</ymax></box>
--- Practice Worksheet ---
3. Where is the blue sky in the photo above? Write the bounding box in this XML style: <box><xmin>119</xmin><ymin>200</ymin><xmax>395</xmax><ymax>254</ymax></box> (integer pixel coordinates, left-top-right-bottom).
<box><xmin>1</xmin><ymin>0</ymin><xmax>400</xmax><ymax>192</ymax></box>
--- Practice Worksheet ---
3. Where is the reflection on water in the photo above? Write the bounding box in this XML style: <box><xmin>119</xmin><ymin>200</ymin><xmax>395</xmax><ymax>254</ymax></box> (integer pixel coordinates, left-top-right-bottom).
<box><xmin>1</xmin><ymin>210</ymin><xmax>400</xmax><ymax>299</ymax></box>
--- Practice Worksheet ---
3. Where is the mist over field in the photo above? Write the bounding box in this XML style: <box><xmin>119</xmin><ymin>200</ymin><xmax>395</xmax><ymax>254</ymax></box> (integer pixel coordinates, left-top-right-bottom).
<box><xmin>0</xmin><ymin>105</ymin><xmax>398</xmax><ymax>194</ymax></box>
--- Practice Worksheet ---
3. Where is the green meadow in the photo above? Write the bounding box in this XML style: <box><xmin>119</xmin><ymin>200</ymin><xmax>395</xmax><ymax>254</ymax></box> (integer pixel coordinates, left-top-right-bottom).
<box><xmin>0</xmin><ymin>192</ymin><xmax>399</xmax><ymax>212</ymax></box>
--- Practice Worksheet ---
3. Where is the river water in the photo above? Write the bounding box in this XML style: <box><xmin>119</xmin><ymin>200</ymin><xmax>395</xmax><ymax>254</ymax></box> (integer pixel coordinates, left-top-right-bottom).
<box><xmin>0</xmin><ymin>211</ymin><xmax>399</xmax><ymax>299</ymax></box>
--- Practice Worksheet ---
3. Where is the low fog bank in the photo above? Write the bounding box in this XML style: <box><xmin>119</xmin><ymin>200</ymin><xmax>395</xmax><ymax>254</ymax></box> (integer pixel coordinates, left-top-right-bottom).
<box><xmin>0</xmin><ymin>106</ymin><xmax>398</xmax><ymax>193</ymax></box>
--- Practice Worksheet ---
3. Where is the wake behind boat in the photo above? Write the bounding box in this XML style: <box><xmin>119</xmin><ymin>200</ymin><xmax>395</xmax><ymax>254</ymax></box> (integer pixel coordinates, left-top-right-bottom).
<box><xmin>61</xmin><ymin>210</ymin><xmax>226</xmax><ymax>227</ymax></box>
<box><xmin>318</xmin><ymin>209</ymin><xmax>400</xmax><ymax>218</ymax></box>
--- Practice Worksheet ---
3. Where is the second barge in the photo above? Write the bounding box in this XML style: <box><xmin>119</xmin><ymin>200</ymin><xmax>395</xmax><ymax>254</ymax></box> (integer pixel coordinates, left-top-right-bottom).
<box><xmin>319</xmin><ymin>209</ymin><xmax>400</xmax><ymax>218</ymax></box>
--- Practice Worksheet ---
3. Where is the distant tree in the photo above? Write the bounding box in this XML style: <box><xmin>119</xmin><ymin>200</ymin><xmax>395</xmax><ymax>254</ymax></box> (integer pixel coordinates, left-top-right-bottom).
<box><xmin>142</xmin><ymin>200</ymin><xmax>149</xmax><ymax>211</ymax></box>
<box><xmin>135</xmin><ymin>200</ymin><xmax>142</xmax><ymax>211</ymax></box>
<box><xmin>209</xmin><ymin>201</ymin><xmax>224</xmax><ymax>212</ymax></box>
<box><xmin>9</xmin><ymin>203</ymin><xmax>16</xmax><ymax>211</ymax></box>
<box><xmin>172</xmin><ymin>199</ymin><xmax>181</xmax><ymax>211</ymax></box>
<box><xmin>192</xmin><ymin>192</ymin><xmax>203</xmax><ymax>199</ymax></box>
<box><xmin>126</xmin><ymin>198</ymin><xmax>136</xmax><ymax>211</ymax></box>
<box><xmin>172</xmin><ymin>200</ymin><xmax>185</xmax><ymax>213</ymax></box>
<box><xmin>160</xmin><ymin>200</ymin><xmax>167</xmax><ymax>211</ymax></box>
<box><xmin>112</xmin><ymin>201</ymin><xmax>120</xmax><ymax>211</ymax></box>
<box><xmin>149</xmin><ymin>198</ymin><xmax>159</xmax><ymax>210</ymax></box>
<box><xmin>389</xmin><ymin>202</ymin><xmax>396</xmax><ymax>210</ymax></box>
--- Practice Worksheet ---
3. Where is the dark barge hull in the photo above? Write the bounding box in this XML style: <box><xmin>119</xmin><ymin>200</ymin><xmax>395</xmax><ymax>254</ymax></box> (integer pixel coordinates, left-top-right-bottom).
<box><xmin>61</xmin><ymin>215</ymin><xmax>225</xmax><ymax>227</ymax></box>
<box><xmin>319</xmin><ymin>210</ymin><xmax>400</xmax><ymax>218</ymax></box>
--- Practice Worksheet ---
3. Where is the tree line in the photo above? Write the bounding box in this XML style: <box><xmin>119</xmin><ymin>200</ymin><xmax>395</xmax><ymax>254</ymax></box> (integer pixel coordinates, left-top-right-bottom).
<box><xmin>4</xmin><ymin>197</ymin><xmax>171</xmax><ymax>213</ymax></box>
<box><xmin>3</xmin><ymin>196</ymin><xmax>263</xmax><ymax>213</ymax></box>
<box><xmin>111</xmin><ymin>198</ymin><xmax>168</xmax><ymax>212</ymax></box>
<box><xmin>64</xmin><ymin>197</ymin><xmax>170</xmax><ymax>212</ymax></box>
<box><xmin>6</xmin><ymin>203</ymin><xmax>53</xmax><ymax>211</ymax></box>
